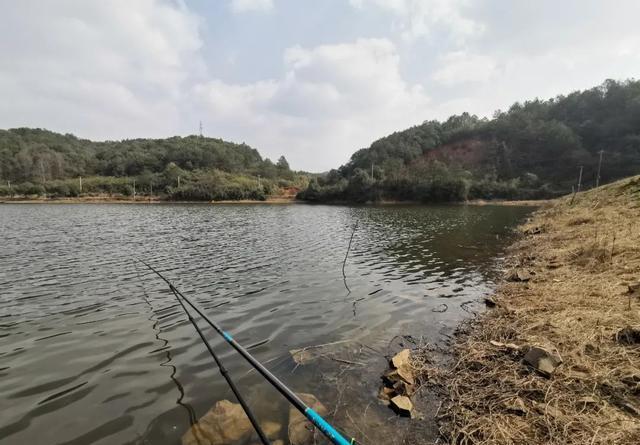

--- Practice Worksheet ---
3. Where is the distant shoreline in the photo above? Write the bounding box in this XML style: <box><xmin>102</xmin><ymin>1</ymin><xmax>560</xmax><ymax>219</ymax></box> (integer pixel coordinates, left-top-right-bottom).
<box><xmin>0</xmin><ymin>195</ymin><xmax>300</xmax><ymax>204</ymax></box>
<box><xmin>0</xmin><ymin>195</ymin><xmax>551</xmax><ymax>206</ymax></box>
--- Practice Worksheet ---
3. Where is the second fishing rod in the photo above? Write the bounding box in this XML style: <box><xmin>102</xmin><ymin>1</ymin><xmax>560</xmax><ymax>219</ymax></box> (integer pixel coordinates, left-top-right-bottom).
<box><xmin>159</xmin><ymin>275</ymin><xmax>271</xmax><ymax>444</ymax></box>
<box><xmin>138</xmin><ymin>259</ymin><xmax>355</xmax><ymax>445</ymax></box>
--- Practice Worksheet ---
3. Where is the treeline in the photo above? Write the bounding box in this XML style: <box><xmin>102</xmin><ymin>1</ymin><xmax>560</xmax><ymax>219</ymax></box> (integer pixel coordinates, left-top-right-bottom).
<box><xmin>0</xmin><ymin>129</ymin><xmax>306</xmax><ymax>200</ymax></box>
<box><xmin>299</xmin><ymin>79</ymin><xmax>640</xmax><ymax>203</ymax></box>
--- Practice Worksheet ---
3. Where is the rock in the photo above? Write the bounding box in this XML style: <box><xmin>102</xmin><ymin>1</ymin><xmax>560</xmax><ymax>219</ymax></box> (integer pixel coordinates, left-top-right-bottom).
<box><xmin>382</xmin><ymin>368</ymin><xmax>401</xmax><ymax>386</ymax></box>
<box><xmin>391</xmin><ymin>379</ymin><xmax>416</xmax><ymax>397</ymax></box>
<box><xmin>390</xmin><ymin>349</ymin><xmax>415</xmax><ymax>385</ymax></box>
<box><xmin>615</xmin><ymin>327</ymin><xmax>640</xmax><ymax>345</ymax></box>
<box><xmin>261</xmin><ymin>421</ymin><xmax>282</xmax><ymax>439</ymax></box>
<box><xmin>390</xmin><ymin>395</ymin><xmax>413</xmax><ymax>417</ymax></box>
<box><xmin>391</xmin><ymin>349</ymin><xmax>411</xmax><ymax>369</ymax></box>
<box><xmin>523</xmin><ymin>346</ymin><xmax>562</xmax><ymax>376</ymax></box>
<box><xmin>524</xmin><ymin>226</ymin><xmax>543</xmax><ymax>235</ymax></box>
<box><xmin>484</xmin><ymin>297</ymin><xmax>497</xmax><ymax>308</ymax></box>
<box><xmin>378</xmin><ymin>386</ymin><xmax>395</xmax><ymax>405</ymax></box>
<box><xmin>290</xmin><ymin>348</ymin><xmax>314</xmax><ymax>365</ymax></box>
<box><xmin>182</xmin><ymin>400</ymin><xmax>252</xmax><ymax>445</ymax></box>
<box><xmin>288</xmin><ymin>393</ymin><xmax>327</xmax><ymax>445</ymax></box>
<box><xmin>506</xmin><ymin>268</ymin><xmax>532</xmax><ymax>282</ymax></box>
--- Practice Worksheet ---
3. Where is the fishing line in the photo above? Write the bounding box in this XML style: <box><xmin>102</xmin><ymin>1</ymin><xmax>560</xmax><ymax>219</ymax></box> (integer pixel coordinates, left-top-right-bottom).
<box><xmin>133</xmin><ymin>261</ymin><xmax>198</xmax><ymax>427</ymax></box>
<box><xmin>137</xmin><ymin>258</ymin><xmax>356</xmax><ymax>445</ymax></box>
<box><xmin>135</xmin><ymin>261</ymin><xmax>270</xmax><ymax>444</ymax></box>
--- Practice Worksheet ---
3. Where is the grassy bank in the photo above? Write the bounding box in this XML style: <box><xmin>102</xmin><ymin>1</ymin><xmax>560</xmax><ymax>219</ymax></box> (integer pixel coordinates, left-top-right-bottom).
<box><xmin>437</xmin><ymin>176</ymin><xmax>640</xmax><ymax>444</ymax></box>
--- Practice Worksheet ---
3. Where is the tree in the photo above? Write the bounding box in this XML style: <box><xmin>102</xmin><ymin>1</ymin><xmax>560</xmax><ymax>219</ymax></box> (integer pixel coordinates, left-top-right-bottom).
<box><xmin>276</xmin><ymin>156</ymin><xmax>290</xmax><ymax>171</ymax></box>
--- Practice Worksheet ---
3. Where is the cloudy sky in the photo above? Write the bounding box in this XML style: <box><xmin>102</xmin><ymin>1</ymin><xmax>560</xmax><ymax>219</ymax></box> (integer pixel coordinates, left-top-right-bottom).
<box><xmin>1</xmin><ymin>1</ymin><xmax>639</xmax><ymax>171</ymax></box>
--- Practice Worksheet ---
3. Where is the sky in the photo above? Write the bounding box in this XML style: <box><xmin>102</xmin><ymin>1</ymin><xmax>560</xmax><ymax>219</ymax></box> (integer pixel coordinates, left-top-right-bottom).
<box><xmin>1</xmin><ymin>1</ymin><xmax>639</xmax><ymax>171</ymax></box>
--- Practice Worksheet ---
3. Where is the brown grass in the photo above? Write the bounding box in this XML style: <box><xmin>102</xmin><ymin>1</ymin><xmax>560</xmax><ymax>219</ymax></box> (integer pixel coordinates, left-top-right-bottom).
<box><xmin>433</xmin><ymin>176</ymin><xmax>640</xmax><ymax>444</ymax></box>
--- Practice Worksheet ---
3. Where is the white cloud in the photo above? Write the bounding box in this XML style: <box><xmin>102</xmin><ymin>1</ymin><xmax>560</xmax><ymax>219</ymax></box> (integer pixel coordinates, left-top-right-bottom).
<box><xmin>349</xmin><ymin>0</ymin><xmax>483</xmax><ymax>44</ymax></box>
<box><xmin>230</xmin><ymin>0</ymin><xmax>274</xmax><ymax>13</ymax></box>
<box><xmin>3</xmin><ymin>0</ymin><xmax>640</xmax><ymax>172</ymax></box>
<box><xmin>0</xmin><ymin>0</ymin><xmax>202</xmax><ymax>139</ymax></box>
<box><xmin>432</xmin><ymin>51</ymin><xmax>497</xmax><ymax>86</ymax></box>
<box><xmin>194</xmin><ymin>39</ymin><xmax>431</xmax><ymax>170</ymax></box>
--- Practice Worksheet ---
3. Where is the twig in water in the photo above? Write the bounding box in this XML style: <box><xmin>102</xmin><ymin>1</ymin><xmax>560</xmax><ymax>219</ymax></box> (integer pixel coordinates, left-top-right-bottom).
<box><xmin>342</xmin><ymin>221</ymin><xmax>359</xmax><ymax>295</ymax></box>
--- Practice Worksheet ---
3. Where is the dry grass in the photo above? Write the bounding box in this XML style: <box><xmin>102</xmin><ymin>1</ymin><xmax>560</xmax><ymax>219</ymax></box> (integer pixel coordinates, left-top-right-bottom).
<box><xmin>433</xmin><ymin>176</ymin><xmax>640</xmax><ymax>444</ymax></box>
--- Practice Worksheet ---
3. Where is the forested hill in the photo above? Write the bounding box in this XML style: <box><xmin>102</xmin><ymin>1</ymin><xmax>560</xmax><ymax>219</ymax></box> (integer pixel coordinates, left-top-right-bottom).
<box><xmin>299</xmin><ymin>79</ymin><xmax>640</xmax><ymax>203</ymax></box>
<box><xmin>0</xmin><ymin>128</ymin><xmax>306</xmax><ymax>200</ymax></box>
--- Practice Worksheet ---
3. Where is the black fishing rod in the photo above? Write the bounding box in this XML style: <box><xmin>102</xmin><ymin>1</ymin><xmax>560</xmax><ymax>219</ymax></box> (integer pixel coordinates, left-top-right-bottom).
<box><xmin>138</xmin><ymin>259</ymin><xmax>355</xmax><ymax>445</ymax></box>
<box><xmin>139</xmin><ymin>261</ymin><xmax>271</xmax><ymax>445</ymax></box>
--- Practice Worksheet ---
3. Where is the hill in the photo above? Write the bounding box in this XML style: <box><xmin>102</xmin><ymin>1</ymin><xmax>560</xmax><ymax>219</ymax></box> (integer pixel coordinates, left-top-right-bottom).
<box><xmin>0</xmin><ymin>128</ymin><xmax>306</xmax><ymax>200</ymax></box>
<box><xmin>299</xmin><ymin>79</ymin><xmax>640</xmax><ymax>203</ymax></box>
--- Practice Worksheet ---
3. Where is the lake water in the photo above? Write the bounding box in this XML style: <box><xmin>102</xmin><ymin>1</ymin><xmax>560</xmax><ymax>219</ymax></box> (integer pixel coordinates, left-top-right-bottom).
<box><xmin>0</xmin><ymin>203</ymin><xmax>533</xmax><ymax>445</ymax></box>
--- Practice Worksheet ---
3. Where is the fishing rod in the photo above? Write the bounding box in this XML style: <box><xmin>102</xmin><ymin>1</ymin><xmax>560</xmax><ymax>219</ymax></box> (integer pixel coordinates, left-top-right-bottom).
<box><xmin>137</xmin><ymin>259</ymin><xmax>355</xmax><ymax>445</ymax></box>
<box><xmin>138</xmin><ymin>260</ymin><xmax>271</xmax><ymax>445</ymax></box>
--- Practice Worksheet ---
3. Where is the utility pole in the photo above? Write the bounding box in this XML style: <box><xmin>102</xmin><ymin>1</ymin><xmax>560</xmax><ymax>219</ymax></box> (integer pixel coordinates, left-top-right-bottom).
<box><xmin>577</xmin><ymin>166</ymin><xmax>583</xmax><ymax>193</ymax></box>
<box><xmin>79</xmin><ymin>176</ymin><xmax>82</xmax><ymax>193</ymax></box>
<box><xmin>596</xmin><ymin>150</ymin><xmax>604</xmax><ymax>188</ymax></box>
<box><xmin>199</xmin><ymin>121</ymin><xmax>203</xmax><ymax>138</ymax></box>
<box><xmin>177</xmin><ymin>176</ymin><xmax>181</xmax><ymax>188</ymax></box>
<box><xmin>133</xmin><ymin>179</ymin><xmax>136</xmax><ymax>200</ymax></box>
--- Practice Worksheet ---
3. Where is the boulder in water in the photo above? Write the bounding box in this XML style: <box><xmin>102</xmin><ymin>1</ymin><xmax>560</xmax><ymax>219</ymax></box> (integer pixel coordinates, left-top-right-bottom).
<box><xmin>288</xmin><ymin>393</ymin><xmax>327</xmax><ymax>445</ymax></box>
<box><xmin>182</xmin><ymin>399</ymin><xmax>252</xmax><ymax>445</ymax></box>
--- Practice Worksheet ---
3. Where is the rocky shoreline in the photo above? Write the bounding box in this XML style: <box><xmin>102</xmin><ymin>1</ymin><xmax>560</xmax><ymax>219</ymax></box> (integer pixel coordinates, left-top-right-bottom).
<box><xmin>432</xmin><ymin>176</ymin><xmax>640</xmax><ymax>444</ymax></box>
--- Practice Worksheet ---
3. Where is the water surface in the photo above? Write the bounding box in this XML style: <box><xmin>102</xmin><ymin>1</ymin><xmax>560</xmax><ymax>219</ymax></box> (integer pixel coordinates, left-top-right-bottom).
<box><xmin>0</xmin><ymin>203</ymin><xmax>532</xmax><ymax>444</ymax></box>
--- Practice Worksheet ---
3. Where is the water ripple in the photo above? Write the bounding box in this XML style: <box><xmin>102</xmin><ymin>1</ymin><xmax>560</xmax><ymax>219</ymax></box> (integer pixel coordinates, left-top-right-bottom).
<box><xmin>0</xmin><ymin>203</ymin><xmax>532</xmax><ymax>444</ymax></box>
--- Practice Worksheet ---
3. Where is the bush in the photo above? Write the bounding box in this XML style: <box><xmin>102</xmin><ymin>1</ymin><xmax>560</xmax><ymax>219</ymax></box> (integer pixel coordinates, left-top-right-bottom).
<box><xmin>15</xmin><ymin>182</ymin><xmax>45</xmax><ymax>196</ymax></box>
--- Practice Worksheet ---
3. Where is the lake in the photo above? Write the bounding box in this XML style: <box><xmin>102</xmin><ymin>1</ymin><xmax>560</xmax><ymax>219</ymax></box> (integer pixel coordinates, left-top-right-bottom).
<box><xmin>0</xmin><ymin>203</ymin><xmax>533</xmax><ymax>445</ymax></box>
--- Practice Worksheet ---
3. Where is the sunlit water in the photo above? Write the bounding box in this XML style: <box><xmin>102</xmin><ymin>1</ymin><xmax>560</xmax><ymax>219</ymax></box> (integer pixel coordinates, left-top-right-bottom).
<box><xmin>0</xmin><ymin>203</ymin><xmax>533</xmax><ymax>445</ymax></box>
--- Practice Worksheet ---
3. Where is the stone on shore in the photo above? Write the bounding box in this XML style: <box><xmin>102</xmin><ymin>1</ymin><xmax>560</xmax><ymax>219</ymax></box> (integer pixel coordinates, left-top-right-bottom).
<box><xmin>506</xmin><ymin>268</ymin><xmax>532</xmax><ymax>282</ymax></box>
<box><xmin>390</xmin><ymin>395</ymin><xmax>413</xmax><ymax>417</ymax></box>
<box><xmin>523</xmin><ymin>346</ymin><xmax>562</xmax><ymax>376</ymax></box>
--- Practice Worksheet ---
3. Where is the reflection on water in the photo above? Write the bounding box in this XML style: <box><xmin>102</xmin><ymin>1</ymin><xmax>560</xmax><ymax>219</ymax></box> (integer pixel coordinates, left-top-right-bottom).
<box><xmin>0</xmin><ymin>203</ymin><xmax>532</xmax><ymax>444</ymax></box>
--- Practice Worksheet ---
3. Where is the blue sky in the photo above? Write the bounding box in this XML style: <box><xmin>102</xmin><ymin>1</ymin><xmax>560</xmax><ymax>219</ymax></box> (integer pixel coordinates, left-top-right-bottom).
<box><xmin>1</xmin><ymin>0</ymin><xmax>639</xmax><ymax>171</ymax></box>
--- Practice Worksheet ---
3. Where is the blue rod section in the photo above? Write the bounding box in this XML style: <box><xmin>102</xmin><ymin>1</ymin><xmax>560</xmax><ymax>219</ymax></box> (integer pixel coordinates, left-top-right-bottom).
<box><xmin>138</xmin><ymin>259</ymin><xmax>355</xmax><ymax>445</ymax></box>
